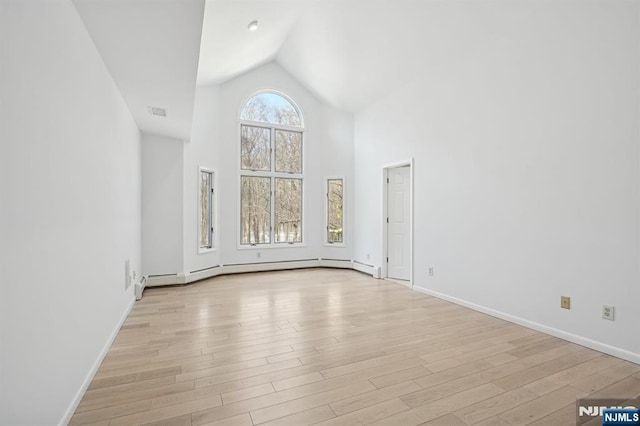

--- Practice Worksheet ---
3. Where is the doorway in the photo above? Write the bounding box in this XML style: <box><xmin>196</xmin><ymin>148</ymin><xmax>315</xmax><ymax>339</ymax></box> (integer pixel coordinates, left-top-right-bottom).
<box><xmin>382</xmin><ymin>160</ymin><xmax>413</xmax><ymax>288</ymax></box>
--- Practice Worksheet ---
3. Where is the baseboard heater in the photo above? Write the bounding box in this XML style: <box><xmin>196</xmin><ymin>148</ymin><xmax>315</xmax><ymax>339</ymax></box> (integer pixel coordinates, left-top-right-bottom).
<box><xmin>352</xmin><ymin>260</ymin><xmax>381</xmax><ymax>278</ymax></box>
<box><xmin>140</xmin><ymin>258</ymin><xmax>377</xmax><ymax>297</ymax></box>
<box><xmin>134</xmin><ymin>275</ymin><xmax>146</xmax><ymax>301</ymax></box>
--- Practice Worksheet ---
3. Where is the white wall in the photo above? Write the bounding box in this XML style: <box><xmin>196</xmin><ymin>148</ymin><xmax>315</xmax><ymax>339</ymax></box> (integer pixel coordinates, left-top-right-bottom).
<box><xmin>183</xmin><ymin>62</ymin><xmax>354</xmax><ymax>270</ymax></box>
<box><xmin>317</xmin><ymin>104</ymin><xmax>355</xmax><ymax>260</ymax></box>
<box><xmin>354</xmin><ymin>0</ymin><xmax>640</xmax><ymax>360</ymax></box>
<box><xmin>0</xmin><ymin>0</ymin><xmax>7</xmax><ymax>412</ymax></box>
<box><xmin>144</xmin><ymin>62</ymin><xmax>354</xmax><ymax>283</ymax></box>
<box><xmin>218</xmin><ymin>63</ymin><xmax>354</xmax><ymax>265</ymax></box>
<box><xmin>142</xmin><ymin>134</ymin><xmax>184</xmax><ymax>276</ymax></box>
<box><xmin>0</xmin><ymin>1</ymin><xmax>142</xmax><ymax>424</ymax></box>
<box><xmin>183</xmin><ymin>84</ymin><xmax>221</xmax><ymax>273</ymax></box>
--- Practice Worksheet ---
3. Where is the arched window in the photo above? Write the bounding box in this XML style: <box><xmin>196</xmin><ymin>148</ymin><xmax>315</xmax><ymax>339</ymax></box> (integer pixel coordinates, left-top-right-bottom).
<box><xmin>240</xmin><ymin>92</ymin><xmax>303</xmax><ymax>127</ymax></box>
<box><xmin>239</xmin><ymin>91</ymin><xmax>304</xmax><ymax>246</ymax></box>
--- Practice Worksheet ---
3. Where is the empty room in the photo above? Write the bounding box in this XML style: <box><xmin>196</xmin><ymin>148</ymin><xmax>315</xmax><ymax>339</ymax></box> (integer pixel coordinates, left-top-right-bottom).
<box><xmin>1</xmin><ymin>0</ymin><xmax>640</xmax><ymax>425</ymax></box>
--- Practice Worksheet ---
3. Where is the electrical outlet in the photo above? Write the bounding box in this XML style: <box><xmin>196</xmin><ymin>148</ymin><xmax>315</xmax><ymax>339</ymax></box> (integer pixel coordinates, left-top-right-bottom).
<box><xmin>560</xmin><ymin>296</ymin><xmax>571</xmax><ymax>309</ymax></box>
<box><xmin>366</xmin><ymin>253</ymin><xmax>370</xmax><ymax>260</ymax></box>
<box><xmin>257</xmin><ymin>252</ymin><xmax>261</xmax><ymax>259</ymax></box>
<box><xmin>428</xmin><ymin>267</ymin><xmax>434</xmax><ymax>276</ymax></box>
<box><xmin>602</xmin><ymin>305</ymin><xmax>615</xmax><ymax>321</ymax></box>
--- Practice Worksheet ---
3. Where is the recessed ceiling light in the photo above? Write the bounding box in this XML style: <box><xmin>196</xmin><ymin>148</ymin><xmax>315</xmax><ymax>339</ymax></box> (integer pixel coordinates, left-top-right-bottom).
<box><xmin>248</xmin><ymin>20</ymin><xmax>258</xmax><ymax>32</ymax></box>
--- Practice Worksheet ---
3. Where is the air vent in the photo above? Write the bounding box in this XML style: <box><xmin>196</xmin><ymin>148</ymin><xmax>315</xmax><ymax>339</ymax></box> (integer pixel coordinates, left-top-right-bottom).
<box><xmin>148</xmin><ymin>106</ymin><xmax>167</xmax><ymax>117</ymax></box>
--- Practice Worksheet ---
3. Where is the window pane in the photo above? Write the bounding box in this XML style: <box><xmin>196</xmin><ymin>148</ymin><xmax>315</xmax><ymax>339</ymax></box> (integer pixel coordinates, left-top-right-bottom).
<box><xmin>241</xmin><ymin>176</ymin><xmax>271</xmax><ymax>244</ymax></box>
<box><xmin>241</xmin><ymin>125</ymin><xmax>271</xmax><ymax>171</ymax></box>
<box><xmin>275</xmin><ymin>130</ymin><xmax>302</xmax><ymax>173</ymax></box>
<box><xmin>275</xmin><ymin>178</ymin><xmax>302</xmax><ymax>243</ymax></box>
<box><xmin>328</xmin><ymin>179</ymin><xmax>343</xmax><ymax>243</ymax></box>
<box><xmin>240</xmin><ymin>93</ymin><xmax>302</xmax><ymax>127</ymax></box>
<box><xmin>199</xmin><ymin>171</ymin><xmax>212</xmax><ymax>248</ymax></box>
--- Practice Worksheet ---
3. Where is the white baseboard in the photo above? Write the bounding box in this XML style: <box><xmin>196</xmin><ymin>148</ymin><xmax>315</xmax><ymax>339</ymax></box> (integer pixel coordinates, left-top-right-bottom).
<box><xmin>352</xmin><ymin>261</ymin><xmax>380</xmax><ymax>278</ymax></box>
<box><xmin>318</xmin><ymin>259</ymin><xmax>354</xmax><ymax>269</ymax></box>
<box><xmin>59</xmin><ymin>297</ymin><xmax>135</xmax><ymax>426</ymax></box>
<box><xmin>413</xmin><ymin>285</ymin><xmax>640</xmax><ymax>365</ymax></box>
<box><xmin>220</xmin><ymin>259</ymin><xmax>320</xmax><ymax>276</ymax></box>
<box><xmin>134</xmin><ymin>276</ymin><xmax>146</xmax><ymax>301</ymax></box>
<box><xmin>144</xmin><ymin>259</ymin><xmax>368</xmax><ymax>291</ymax></box>
<box><xmin>145</xmin><ymin>274</ymin><xmax>180</xmax><ymax>287</ymax></box>
<box><xmin>184</xmin><ymin>266</ymin><xmax>221</xmax><ymax>283</ymax></box>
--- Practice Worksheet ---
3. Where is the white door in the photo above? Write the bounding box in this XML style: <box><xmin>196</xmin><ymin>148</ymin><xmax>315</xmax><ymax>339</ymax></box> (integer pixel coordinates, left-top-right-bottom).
<box><xmin>387</xmin><ymin>166</ymin><xmax>410</xmax><ymax>280</ymax></box>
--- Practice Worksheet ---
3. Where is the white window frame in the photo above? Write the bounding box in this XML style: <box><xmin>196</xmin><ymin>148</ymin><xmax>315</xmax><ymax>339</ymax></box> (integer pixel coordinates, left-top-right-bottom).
<box><xmin>198</xmin><ymin>167</ymin><xmax>216</xmax><ymax>254</ymax></box>
<box><xmin>237</xmin><ymin>90</ymin><xmax>306</xmax><ymax>249</ymax></box>
<box><xmin>324</xmin><ymin>176</ymin><xmax>346</xmax><ymax>247</ymax></box>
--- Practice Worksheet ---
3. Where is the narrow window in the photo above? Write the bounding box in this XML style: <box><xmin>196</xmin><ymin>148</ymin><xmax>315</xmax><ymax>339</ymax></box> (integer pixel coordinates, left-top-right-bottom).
<box><xmin>199</xmin><ymin>168</ymin><xmax>214</xmax><ymax>250</ymax></box>
<box><xmin>326</xmin><ymin>178</ymin><xmax>344</xmax><ymax>244</ymax></box>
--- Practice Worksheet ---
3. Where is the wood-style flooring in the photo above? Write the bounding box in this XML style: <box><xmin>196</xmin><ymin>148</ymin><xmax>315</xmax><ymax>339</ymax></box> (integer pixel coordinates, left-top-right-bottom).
<box><xmin>71</xmin><ymin>268</ymin><xmax>640</xmax><ymax>425</ymax></box>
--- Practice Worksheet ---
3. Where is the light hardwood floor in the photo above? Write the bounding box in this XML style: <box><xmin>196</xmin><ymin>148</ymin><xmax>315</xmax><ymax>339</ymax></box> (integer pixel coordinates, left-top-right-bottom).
<box><xmin>71</xmin><ymin>268</ymin><xmax>640</xmax><ymax>425</ymax></box>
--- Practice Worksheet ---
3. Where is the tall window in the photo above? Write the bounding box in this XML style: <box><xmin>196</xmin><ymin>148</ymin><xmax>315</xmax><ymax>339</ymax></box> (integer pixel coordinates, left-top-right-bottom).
<box><xmin>326</xmin><ymin>178</ymin><xmax>344</xmax><ymax>244</ymax></box>
<box><xmin>199</xmin><ymin>168</ymin><xmax>214</xmax><ymax>251</ymax></box>
<box><xmin>240</xmin><ymin>92</ymin><xmax>304</xmax><ymax>246</ymax></box>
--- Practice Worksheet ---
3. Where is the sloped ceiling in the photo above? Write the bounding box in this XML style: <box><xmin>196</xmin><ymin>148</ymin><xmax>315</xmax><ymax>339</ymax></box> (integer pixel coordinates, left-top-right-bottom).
<box><xmin>73</xmin><ymin>0</ymin><xmax>531</xmax><ymax>127</ymax></box>
<box><xmin>198</xmin><ymin>0</ymin><xmax>517</xmax><ymax>112</ymax></box>
<box><xmin>73</xmin><ymin>0</ymin><xmax>205</xmax><ymax>140</ymax></box>
<box><xmin>197</xmin><ymin>0</ymin><xmax>303</xmax><ymax>87</ymax></box>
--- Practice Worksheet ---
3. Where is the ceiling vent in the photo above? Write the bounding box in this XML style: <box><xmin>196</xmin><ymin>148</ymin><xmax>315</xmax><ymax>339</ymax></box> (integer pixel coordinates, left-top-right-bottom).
<box><xmin>148</xmin><ymin>106</ymin><xmax>167</xmax><ymax>117</ymax></box>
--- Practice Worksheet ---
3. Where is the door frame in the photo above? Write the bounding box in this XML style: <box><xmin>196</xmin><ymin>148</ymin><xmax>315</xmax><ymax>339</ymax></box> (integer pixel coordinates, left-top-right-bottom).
<box><xmin>381</xmin><ymin>159</ymin><xmax>414</xmax><ymax>288</ymax></box>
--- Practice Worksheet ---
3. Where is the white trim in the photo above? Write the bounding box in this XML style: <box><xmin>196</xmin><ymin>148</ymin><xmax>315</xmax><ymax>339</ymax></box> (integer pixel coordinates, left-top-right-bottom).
<box><xmin>145</xmin><ymin>274</ymin><xmax>179</xmax><ymax>287</ymax></box>
<box><xmin>144</xmin><ymin>259</ymin><xmax>377</xmax><ymax>288</ymax></box>
<box><xmin>352</xmin><ymin>260</ymin><xmax>381</xmax><ymax>278</ymax></box>
<box><xmin>236</xmin><ymin>242</ymin><xmax>308</xmax><ymax>250</ymax></box>
<box><xmin>238</xmin><ymin>89</ymin><xmax>305</xmax><ymax>128</ymax></box>
<box><xmin>134</xmin><ymin>276</ymin><xmax>146</xmax><ymax>300</ymax></box>
<box><xmin>239</xmin><ymin>120</ymin><xmax>306</xmax><ymax>134</ymax></box>
<box><xmin>412</xmin><ymin>285</ymin><xmax>640</xmax><ymax>365</ymax></box>
<box><xmin>237</xmin><ymin>90</ymin><xmax>306</xmax><ymax>249</ymax></box>
<box><xmin>317</xmin><ymin>258</ymin><xmax>352</xmax><ymax>269</ymax></box>
<box><xmin>197</xmin><ymin>166</ymin><xmax>216</xmax><ymax>253</ymax></box>
<box><xmin>384</xmin><ymin>277</ymin><xmax>411</xmax><ymax>288</ymax></box>
<box><xmin>187</xmin><ymin>266</ymin><xmax>221</xmax><ymax>282</ymax></box>
<box><xmin>236</xmin><ymin>173</ymin><xmax>306</xmax><ymax>248</ymax></box>
<box><xmin>221</xmin><ymin>260</ymin><xmax>318</xmax><ymax>275</ymax></box>
<box><xmin>381</xmin><ymin>159</ymin><xmax>414</xmax><ymax>288</ymax></box>
<box><xmin>324</xmin><ymin>176</ymin><xmax>346</xmax><ymax>247</ymax></box>
<box><xmin>59</xmin><ymin>297</ymin><xmax>135</xmax><ymax>426</ymax></box>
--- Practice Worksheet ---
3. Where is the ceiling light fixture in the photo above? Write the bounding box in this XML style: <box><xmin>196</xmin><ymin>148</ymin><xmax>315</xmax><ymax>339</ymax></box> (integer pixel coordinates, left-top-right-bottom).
<box><xmin>248</xmin><ymin>20</ymin><xmax>258</xmax><ymax>32</ymax></box>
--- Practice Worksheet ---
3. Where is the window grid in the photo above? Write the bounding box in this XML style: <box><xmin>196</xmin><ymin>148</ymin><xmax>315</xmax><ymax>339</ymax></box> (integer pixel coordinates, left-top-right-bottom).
<box><xmin>239</xmin><ymin>92</ymin><xmax>304</xmax><ymax>247</ymax></box>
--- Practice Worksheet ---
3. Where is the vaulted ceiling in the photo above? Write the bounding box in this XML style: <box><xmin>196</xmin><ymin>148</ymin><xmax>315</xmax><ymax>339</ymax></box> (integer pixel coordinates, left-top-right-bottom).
<box><xmin>73</xmin><ymin>0</ymin><xmax>528</xmax><ymax>139</ymax></box>
<box><xmin>72</xmin><ymin>0</ymin><xmax>205</xmax><ymax>140</ymax></box>
<box><xmin>199</xmin><ymin>0</ymin><xmax>438</xmax><ymax>112</ymax></box>
<box><xmin>198</xmin><ymin>0</ymin><xmax>518</xmax><ymax>112</ymax></box>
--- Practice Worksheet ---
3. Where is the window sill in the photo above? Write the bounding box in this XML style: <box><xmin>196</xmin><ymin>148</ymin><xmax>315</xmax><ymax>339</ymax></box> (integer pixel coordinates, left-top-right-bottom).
<box><xmin>198</xmin><ymin>247</ymin><xmax>217</xmax><ymax>255</ymax></box>
<box><xmin>237</xmin><ymin>243</ymin><xmax>307</xmax><ymax>250</ymax></box>
<box><xmin>324</xmin><ymin>243</ymin><xmax>346</xmax><ymax>248</ymax></box>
